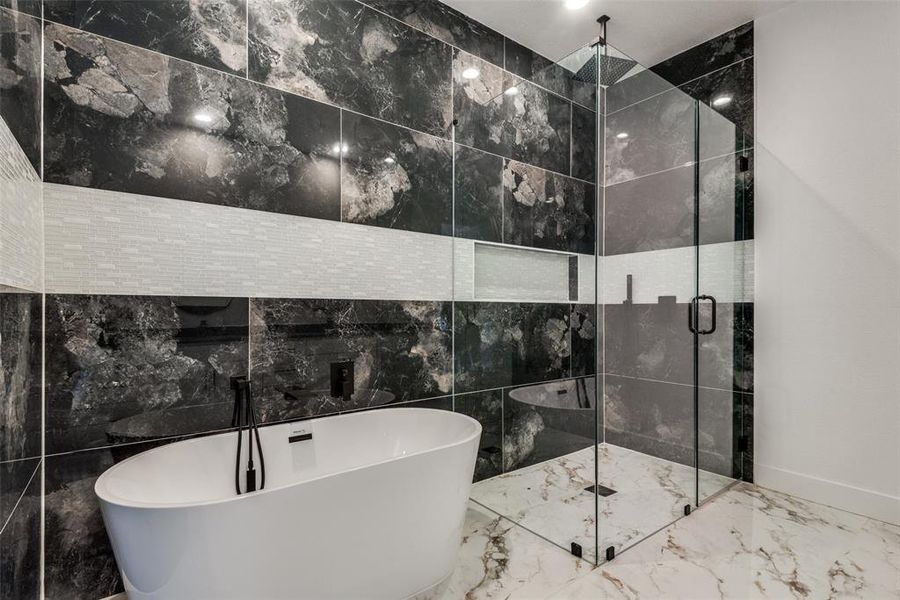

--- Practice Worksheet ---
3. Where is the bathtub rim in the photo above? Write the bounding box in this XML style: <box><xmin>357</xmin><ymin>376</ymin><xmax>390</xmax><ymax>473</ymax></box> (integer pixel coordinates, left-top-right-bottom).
<box><xmin>95</xmin><ymin>408</ymin><xmax>481</xmax><ymax>511</ymax></box>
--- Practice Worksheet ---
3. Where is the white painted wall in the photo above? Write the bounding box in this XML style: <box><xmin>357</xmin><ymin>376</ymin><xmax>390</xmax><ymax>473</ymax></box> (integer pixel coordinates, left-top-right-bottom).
<box><xmin>755</xmin><ymin>0</ymin><xmax>900</xmax><ymax>524</ymax></box>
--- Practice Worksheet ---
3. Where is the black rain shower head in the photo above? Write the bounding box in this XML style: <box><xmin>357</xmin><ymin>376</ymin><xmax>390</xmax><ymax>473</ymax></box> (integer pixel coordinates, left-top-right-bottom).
<box><xmin>573</xmin><ymin>15</ymin><xmax>638</xmax><ymax>87</ymax></box>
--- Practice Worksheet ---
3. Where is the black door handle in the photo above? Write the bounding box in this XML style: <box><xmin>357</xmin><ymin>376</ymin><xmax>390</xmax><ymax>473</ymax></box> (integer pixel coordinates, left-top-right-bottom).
<box><xmin>698</xmin><ymin>295</ymin><xmax>716</xmax><ymax>334</ymax></box>
<box><xmin>688</xmin><ymin>295</ymin><xmax>717</xmax><ymax>335</ymax></box>
<box><xmin>688</xmin><ymin>297</ymin><xmax>698</xmax><ymax>334</ymax></box>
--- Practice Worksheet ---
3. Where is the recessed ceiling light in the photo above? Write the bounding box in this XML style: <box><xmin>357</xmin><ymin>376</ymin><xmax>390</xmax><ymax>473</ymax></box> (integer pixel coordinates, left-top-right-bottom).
<box><xmin>384</xmin><ymin>157</ymin><xmax>395</xmax><ymax>164</ymax></box>
<box><xmin>193</xmin><ymin>112</ymin><xmax>213</xmax><ymax>123</ymax></box>
<box><xmin>712</xmin><ymin>95</ymin><xmax>732</xmax><ymax>107</ymax></box>
<box><xmin>616</xmin><ymin>132</ymin><xmax>629</xmax><ymax>139</ymax></box>
<box><xmin>565</xmin><ymin>0</ymin><xmax>589</xmax><ymax>9</ymax></box>
<box><xmin>504</xmin><ymin>86</ymin><xmax>519</xmax><ymax>96</ymax></box>
<box><xmin>462</xmin><ymin>67</ymin><xmax>480</xmax><ymax>80</ymax></box>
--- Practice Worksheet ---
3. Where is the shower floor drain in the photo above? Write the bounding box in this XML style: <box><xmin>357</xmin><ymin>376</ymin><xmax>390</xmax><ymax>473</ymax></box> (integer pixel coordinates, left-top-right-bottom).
<box><xmin>584</xmin><ymin>484</ymin><xmax>617</xmax><ymax>497</ymax></box>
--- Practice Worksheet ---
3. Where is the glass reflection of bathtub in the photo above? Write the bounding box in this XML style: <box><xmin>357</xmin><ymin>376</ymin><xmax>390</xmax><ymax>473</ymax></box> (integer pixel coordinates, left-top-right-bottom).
<box><xmin>505</xmin><ymin>377</ymin><xmax>597</xmax><ymax>470</ymax></box>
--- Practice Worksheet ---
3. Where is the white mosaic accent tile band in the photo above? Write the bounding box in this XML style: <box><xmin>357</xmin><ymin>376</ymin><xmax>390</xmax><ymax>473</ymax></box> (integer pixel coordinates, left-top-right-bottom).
<box><xmin>43</xmin><ymin>184</ymin><xmax>454</xmax><ymax>300</ymax></box>
<box><xmin>0</xmin><ymin>117</ymin><xmax>42</xmax><ymax>292</ymax></box>
<box><xmin>45</xmin><ymin>183</ymin><xmax>601</xmax><ymax>303</ymax></box>
<box><xmin>599</xmin><ymin>240</ymin><xmax>755</xmax><ymax>304</ymax></box>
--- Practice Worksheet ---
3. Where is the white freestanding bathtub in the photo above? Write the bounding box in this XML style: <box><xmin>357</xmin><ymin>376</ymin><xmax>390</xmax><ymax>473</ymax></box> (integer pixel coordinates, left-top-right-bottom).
<box><xmin>95</xmin><ymin>408</ymin><xmax>481</xmax><ymax>600</ymax></box>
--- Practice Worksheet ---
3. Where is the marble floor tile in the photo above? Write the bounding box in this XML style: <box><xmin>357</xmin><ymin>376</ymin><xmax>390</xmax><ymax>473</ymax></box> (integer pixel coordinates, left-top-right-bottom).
<box><xmin>438</xmin><ymin>502</ymin><xmax>592</xmax><ymax>600</ymax></box>
<box><xmin>471</xmin><ymin>443</ymin><xmax>734</xmax><ymax>564</ymax></box>
<box><xmin>546</xmin><ymin>483</ymin><xmax>900</xmax><ymax>599</ymax></box>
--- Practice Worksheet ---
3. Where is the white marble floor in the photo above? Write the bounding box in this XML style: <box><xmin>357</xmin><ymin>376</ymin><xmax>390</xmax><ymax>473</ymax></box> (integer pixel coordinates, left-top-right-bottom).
<box><xmin>470</xmin><ymin>443</ymin><xmax>734</xmax><ymax>562</ymax></box>
<box><xmin>439</xmin><ymin>483</ymin><xmax>900</xmax><ymax>599</ymax></box>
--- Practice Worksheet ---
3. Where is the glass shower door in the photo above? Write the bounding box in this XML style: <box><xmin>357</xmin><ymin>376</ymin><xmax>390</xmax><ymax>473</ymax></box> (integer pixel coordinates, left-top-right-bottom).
<box><xmin>695</xmin><ymin>101</ymin><xmax>753</xmax><ymax>503</ymax></box>
<box><xmin>599</xmin><ymin>43</ymin><xmax>701</xmax><ymax>562</ymax></box>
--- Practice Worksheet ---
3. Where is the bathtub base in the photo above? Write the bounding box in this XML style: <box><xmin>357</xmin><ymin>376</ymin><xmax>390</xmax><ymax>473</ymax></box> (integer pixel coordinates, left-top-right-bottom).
<box><xmin>406</xmin><ymin>572</ymin><xmax>452</xmax><ymax>600</ymax></box>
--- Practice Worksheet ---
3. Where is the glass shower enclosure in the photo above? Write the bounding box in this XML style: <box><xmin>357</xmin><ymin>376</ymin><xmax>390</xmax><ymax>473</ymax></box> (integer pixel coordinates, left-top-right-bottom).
<box><xmin>454</xmin><ymin>32</ymin><xmax>752</xmax><ymax>564</ymax></box>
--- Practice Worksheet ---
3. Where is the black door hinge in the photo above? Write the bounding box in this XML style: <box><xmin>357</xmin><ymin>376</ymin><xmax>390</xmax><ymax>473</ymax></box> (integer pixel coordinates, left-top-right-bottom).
<box><xmin>570</xmin><ymin>542</ymin><xmax>583</xmax><ymax>558</ymax></box>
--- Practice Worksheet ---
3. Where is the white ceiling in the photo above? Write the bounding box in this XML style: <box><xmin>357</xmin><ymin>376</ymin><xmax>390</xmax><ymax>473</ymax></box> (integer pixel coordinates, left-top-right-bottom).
<box><xmin>442</xmin><ymin>0</ymin><xmax>790</xmax><ymax>67</ymax></box>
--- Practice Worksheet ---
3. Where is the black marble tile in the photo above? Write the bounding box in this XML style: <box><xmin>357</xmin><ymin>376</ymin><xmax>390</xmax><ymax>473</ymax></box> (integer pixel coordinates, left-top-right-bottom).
<box><xmin>502</xmin><ymin>160</ymin><xmax>595</xmax><ymax>254</ymax></box>
<box><xmin>733</xmin><ymin>302</ymin><xmax>754</xmax><ymax>394</ymax></box>
<box><xmin>43</xmin><ymin>440</ymin><xmax>187</xmax><ymax>600</ymax></box>
<box><xmin>651</xmin><ymin>22</ymin><xmax>753</xmax><ymax>87</ymax></box>
<box><xmin>44</xmin><ymin>23</ymin><xmax>341</xmax><ymax>219</ymax></box>
<box><xmin>736</xmin><ymin>391</ymin><xmax>753</xmax><ymax>482</ymax></box>
<box><xmin>249</xmin><ymin>0</ymin><xmax>452</xmax><ymax>138</ymax></box>
<box><xmin>571</xmin><ymin>103</ymin><xmax>596</xmax><ymax>182</ymax></box>
<box><xmin>0</xmin><ymin>460</ymin><xmax>40</xmax><ymax>600</ymax></box>
<box><xmin>604</xmin><ymin>375</ymin><xmax>739</xmax><ymax>476</ymax></box>
<box><xmin>681</xmin><ymin>57</ymin><xmax>753</xmax><ymax>138</ymax></box>
<box><xmin>604</xmin><ymin>150</ymin><xmax>752</xmax><ymax>255</ymax></box>
<box><xmin>249</xmin><ymin>298</ymin><xmax>452</xmax><ymax>421</ymax></box>
<box><xmin>0</xmin><ymin>7</ymin><xmax>41</xmax><ymax>173</ymax></box>
<box><xmin>0</xmin><ymin>292</ymin><xmax>42</xmax><ymax>463</ymax></box>
<box><xmin>362</xmin><ymin>0</ymin><xmax>504</xmax><ymax>67</ymax></box>
<box><xmin>0</xmin><ymin>1</ymin><xmax>40</xmax><ymax>17</ymax></box>
<box><xmin>43</xmin><ymin>0</ymin><xmax>248</xmax><ymax>76</ymax></box>
<box><xmin>604</xmin><ymin>300</ymin><xmax>740</xmax><ymax>392</ymax></box>
<box><xmin>504</xmin><ymin>37</ymin><xmax>572</xmax><ymax>100</ymax></box>
<box><xmin>605</xmin><ymin>87</ymin><xmax>694</xmax><ymax>185</ymax></box>
<box><xmin>0</xmin><ymin>458</ymin><xmax>38</xmax><ymax>535</ymax></box>
<box><xmin>44</xmin><ymin>295</ymin><xmax>249</xmax><ymax>454</ymax></box>
<box><xmin>341</xmin><ymin>111</ymin><xmax>452</xmax><ymax>235</ymax></box>
<box><xmin>453</xmin><ymin>144</ymin><xmax>503</xmax><ymax>242</ymax></box>
<box><xmin>453</xmin><ymin>50</ymin><xmax>571</xmax><ymax>175</ymax></box>
<box><xmin>699</xmin><ymin>151</ymin><xmax>754</xmax><ymax>245</ymax></box>
<box><xmin>571</xmin><ymin>304</ymin><xmax>598</xmax><ymax>377</ymax></box>
<box><xmin>454</xmin><ymin>302</ymin><xmax>570</xmax><ymax>393</ymax></box>
<box><xmin>604</xmin><ymin>163</ymin><xmax>693</xmax><ymax>255</ymax></box>
<box><xmin>606</xmin><ymin>67</ymin><xmax>674</xmax><ymax>114</ymax></box>
<box><xmin>504</xmin><ymin>377</ymin><xmax>596</xmax><ymax>471</ymax></box>
<box><xmin>454</xmin><ymin>389</ymin><xmax>502</xmax><ymax>481</ymax></box>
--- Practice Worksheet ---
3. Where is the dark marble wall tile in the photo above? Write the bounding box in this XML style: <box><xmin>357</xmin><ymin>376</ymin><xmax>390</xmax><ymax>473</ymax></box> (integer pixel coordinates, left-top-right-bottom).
<box><xmin>502</xmin><ymin>160</ymin><xmax>595</xmax><ymax>254</ymax></box>
<box><xmin>341</xmin><ymin>111</ymin><xmax>452</xmax><ymax>235</ymax></box>
<box><xmin>651</xmin><ymin>21</ymin><xmax>753</xmax><ymax>87</ymax></box>
<box><xmin>362</xmin><ymin>0</ymin><xmax>503</xmax><ymax>67</ymax></box>
<box><xmin>249</xmin><ymin>0</ymin><xmax>452</xmax><ymax>138</ymax></box>
<box><xmin>249</xmin><ymin>298</ymin><xmax>452</xmax><ymax>421</ymax></box>
<box><xmin>571</xmin><ymin>103</ymin><xmax>596</xmax><ymax>182</ymax></box>
<box><xmin>454</xmin><ymin>389</ymin><xmax>502</xmax><ymax>481</ymax></box>
<box><xmin>505</xmin><ymin>377</ymin><xmax>596</xmax><ymax>471</ymax></box>
<box><xmin>682</xmin><ymin>57</ymin><xmax>753</xmax><ymax>138</ymax></box>
<box><xmin>604</xmin><ymin>150</ymin><xmax>751</xmax><ymax>255</ymax></box>
<box><xmin>604</xmin><ymin>375</ymin><xmax>739</xmax><ymax>476</ymax></box>
<box><xmin>453</xmin><ymin>50</ymin><xmax>571</xmax><ymax>175</ymax></box>
<box><xmin>733</xmin><ymin>302</ymin><xmax>754</xmax><ymax>394</ymax></box>
<box><xmin>454</xmin><ymin>301</ymin><xmax>570</xmax><ymax>393</ymax></box>
<box><xmin>0</xmin><ymin>1</ymin><xmax>40</xmax><ymax>17</ymax></box>
<box><xmin>605</xmin><ymin>87</ymin><xmax>694</xmax><ymax>185</ymax></box>
<box><xmin>570</xmin><ymin>304</ymin><xmax>598</xmax><ymax>377</ymax></box>
<box><xmin>504</xmin><ymin>37</ymin><xmax>571</xmax><ymax>100</ymax></box>
<box><xmin>43</xmin><ymin>440</ymin><xmax>186</xmax><ymax>600</ymax></box>
<box><xmin>43</xmin><ymin>0</ymin><xmax>248</xmax><ymax>76</ymax></box>
<box><xmin>454</xmin><ymin>144</ymin><xmax>503</xmax><ymax>242</ymax></box>
<box><xmin>699</xmin><ymin>151</ymin><xmax>754</xmax><ymax>245</ymax></box>
<box><xmin>44</xmin><ymin>295</ymin><xmax>249</xmax><ymax>454</ymax></box>
<box><xmin>604</xmin><ymin>301</ymin><xmax>740</xmax><ymax>392</ymax></box>
<box><xmin>44</xmin><ymin>23</ymin><xmax>341</xmax><ymax>219</ymax></box>
<box><xmin>0</xmin><ymin>7</ymin><xmax>41</xmax><ymax>173</ymax></box>
<box><xmin>606</xmin><ymin>68</ymin><xmax>673</xmax><ymax>114</ymax></box>
<box><xmin>604</xmin><ymin>164</ymin><xmax>693</xmax><ymax>255</ymax></box>
<box><xmin>0</xmin><ymin>458</ymin><xmax>38</xmax><ymax>536</ymax></box>
<box><xmin>0</xmin><ymin>292</ymin><xmax>42</xmax><ymax>462</ymax></box>
<box><xmin>0</xmin><ymin>460</ymin><xmax>40</xmax><ymax>600</ymax></box>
